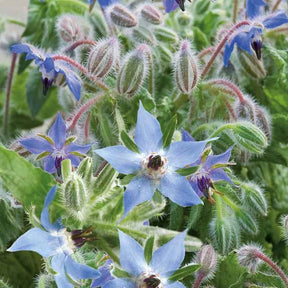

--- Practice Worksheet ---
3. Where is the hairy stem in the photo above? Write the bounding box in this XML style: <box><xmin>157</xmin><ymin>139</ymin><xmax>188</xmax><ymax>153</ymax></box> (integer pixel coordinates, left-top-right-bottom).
<box><xmin>3</xmin><ymin>53</ymin><xmax>17</xmax><ymax>136</ymax></box>
<box><xmin>193</xmin><ymin>273</ymin><xmax>205</xmax><ymax>288</ymax></box>
<box><xmin>272</xmin><ymin>0</ymin><xmax>282</xmax><ymax>12</ymax></box>
<box><xmin>254</xmin><ymin>251</ymin><xmax>288</xmax><ymax>287</ymax></box>
<box><xmin>64</xmin><ymin>39</ymin><xmax>97</xmax><ymax>52</ymax></box>
<box><xmin>198</xmin><ymin>46</ymin><xmax>215</xmax><ymax>59</ymax></box>
<box><xmin>67</xmin><ymin>94</ymin><xmax>105</xmax><ymax>130</ymax></box>
<box><xmin>200</xmin><ymin>20</ymin><xmax>251</xmax><ymax>78</ymax></box>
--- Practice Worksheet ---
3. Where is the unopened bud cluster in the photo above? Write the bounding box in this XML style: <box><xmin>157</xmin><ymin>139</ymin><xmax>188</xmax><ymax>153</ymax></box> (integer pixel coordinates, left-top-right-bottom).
<box><xmin>237</xmin><ymin>244</ymin><xmax>263</xmax><ymax>273</ymax></box>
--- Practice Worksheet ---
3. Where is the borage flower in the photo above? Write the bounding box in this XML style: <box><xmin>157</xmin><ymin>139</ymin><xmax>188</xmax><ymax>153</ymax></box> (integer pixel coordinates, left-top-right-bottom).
<box><xmin>7</xmin><ymin>186</ymin><xmax>100</xmax><ymax>288</ymax></box>
<box><xmin>95</xmin><ymin>103</ymin><xmax>212</xmax><ymax>218</ymax></box>
<box><xmin>19</xmin><ymin>112</ymin><xmax>91</xmax><ymax>175</ymax></box>
<box><xmin>91</xmin><ymin>259</ymin><xmax>114</xmax><ymax>288</ymax></box>
<box><xmin>102</xmin><ymin>230</ymin><xmax>187</xmax><ymax>288</ymax></box>
<box><xmin>11</xmin><ymin>43</ymin><xmax>82</xmax><ymax>100</ymax></box>
<box><xmin>246</xmin><ymin>0</ymin><xmax>266</xmax><ymax>20</ymax></box>
<box><xmin>182</xmin><ymin>130</ymin><xmax>234</xmax><ymax>204</ymax></box>
<box><xmin>223</xmin><ymin>11</ymin><xmax>288</xmax><ymax>66</ymax></box>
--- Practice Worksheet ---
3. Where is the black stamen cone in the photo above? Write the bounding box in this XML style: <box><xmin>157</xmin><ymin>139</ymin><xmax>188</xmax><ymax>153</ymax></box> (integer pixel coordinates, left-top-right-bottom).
<box><xmin>71</xmin><ymin>227</ymin><xmax>96</xmax><ymax>248</ymax></box>
<box><xmin>55</xmin><ymin>156</ymin><xmax>63</xmax><ymax>177</ymax></box>
<box><xmin>147</xmin><ymin>155</ymin><xmax>163</xmax><ymax>171</ymax></box>
<box><xmin>144</xmin><ymin>275</ymin><xmax>161</xmax><ymax>288</ymax></box>
<box><xmin>251</xmin><ymin>40</ymin><xmax>262</xmax><ymax>60</ymax></box>
<box><xmin>42</xmin><ymin>77</ymin><xmax>54</xmax><ymax>96</ymax></box>
<box><xmin>176</xmin><ymin>0</ymin><xmax>185</xmax><ymax>11</ymax></box>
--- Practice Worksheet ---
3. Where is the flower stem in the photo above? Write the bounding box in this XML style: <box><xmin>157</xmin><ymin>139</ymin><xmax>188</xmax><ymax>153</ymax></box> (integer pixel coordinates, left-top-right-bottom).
<box><xmin>198</xmin><ymin>46</ymin><xmax>215</xmax><ymax>59</ymax></box>
<box><xmin>254</xmin><ymin>251</ymin><xmax>288</xmax><ymax>287</ymax></box>
<box><xmin>272</xmin><ymin>0</ymin><xmax>282</xmax><ymax>12</ymax></box>
<box><xmin>52</xmin><ymin>55</ymin><xmax>108</xmax><ymax>91</ymax></box>
<box><xmin>200</xmin><ymin>20</ymin><xmax>251</xmax><ymax>79</ymax></box>
<box><xmin>3</xmin><ymin>53</ymin><xmax>17</xmax><ymax>136</ymax></box>
<box><xmin>84</xmin><ymin>112</ymin><xmax>91</xmax><ymax>141</ymax></box>
<box><xmin>67</xmin><ymin>94</ymin><xmax>105</xmax><ymax>130</ymax></box>
<box><xmin>64</xmin><ymin>39</ymin><xmax>97</xmax><ymax>52</ymax></box>
<box><xmin>193</xmin><ymin>273</ymin><xmax>205</xmax><ymax>288</ymax></box>
<box><xmin>204</xmin><ymin>79</ymin><xmax>246</xmax><ymax>102</ymax></box>
<box><xmin>232</xmin><ymin>0</ymin><xmax>239</xmax><ymax>23</ymax></box>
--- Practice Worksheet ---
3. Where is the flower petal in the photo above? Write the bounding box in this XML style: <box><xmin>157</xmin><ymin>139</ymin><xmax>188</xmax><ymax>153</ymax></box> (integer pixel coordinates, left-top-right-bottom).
<box><xmin>103</xmin><ymin>278</ymin><xmax>135</xmax><ymax>288</ymax></box>
<box><xmin>134</xmin><ymin>102</ymin><xmax>163</xmax><ymax>154</ymax></box>
<box><xmin>19</xmin><ymin>137</ymin><xmax>53</xmax><ymax>154</ymax></box>
<box><xmin>48</xmin><ymin>112</ymin><xmax>67</xmax><ymax>149</ymax></box>
<box><xmin>263</xmin><ymin>11</ymin><xmax>288</xmax><ymax>29</ymax></box>
<box><xmin>95</xmin><ymin>146</ymin><xmax>142</xmax><ymax>174</ymax></box>
<box><xmin>123</xmin><ymin>176</ymin><xmax>155</xmax><ymax>217</ymax></box>
<box><xmin>91</xmin><ymin>260</ymin><xmax>114</xmax><ymax>287</ymax></box>
<box><xmin>160</xmin><ymin>172</ymin><xmax>203</xmax><ymax>206</ymax></box>
<box><xmin>163</xmin><ymin>0</ymin><xmax>179</xmax><ymax>13</ymax></box>
<box><xmin>203</xmin><ymin>147</ymin><xmax>233</xmax><ymax>170</ymax></box>
<box><xmin>190</xmin><ymin>180</ymin><xmax>204</xmax><ymax>198</ymax></box>
<box><xmin>150</xmin><ymin>230</ymin><xmax>186</xmax><ymax>277</ymax></box>
<box><xmin>10</xmin><ymin>43</ymin><xmax>44</xmax><ymax>61</ymax></box>
<box><xmin>67</xmin><ymin>154</ymin><xmax>81</xmax><ymax>167</ymax></box>
<box><xmin>65</xmin><ymin>143</ymin><xmax>92</xmax><ymax>154</ymax></box>
<box><xmin>65</xmin><ymin>255</ymin><xmax>100</xmax><ymax>280</ymax></box>
<box><xmin>210</xmin><ymin>168</ymin><xmax>233</xmax><ymax>185</ymax></box>
<box><xmin>119</xmin><ymin>230</ymin><xmax>147</xmax><ymax>277</ymax></box>
<box><xmin>98</xmin><ymin>0</ymin><xmax>118</xmax><ymax>8</ymax></box>
<box><xmin>44</xmin><ymin>155</ymin><xmax>56</xmax><ymax>174</ymax></box>
<box><xmin>181</xmin><ymin>129</ymin><xmax>195</xmax><ymax>142</ymax></box>
<box><xmin>7</xmin><ymin>228</ymin><xmax>60</xmax><ymax>258</ymax></box>
<box><xmin>165</xmin><ymin>282</ymin><xmax>186</xmax><ymax>288</ymax></box>
<box><xmin>166</xmin><ymin>141</ymin><xmax>208</xmax><ymax>169</ymax></box>
<box><xmin>246</xmin><ymin>0</ymin><xmax>266</xmax><ymax>19</ymax></box>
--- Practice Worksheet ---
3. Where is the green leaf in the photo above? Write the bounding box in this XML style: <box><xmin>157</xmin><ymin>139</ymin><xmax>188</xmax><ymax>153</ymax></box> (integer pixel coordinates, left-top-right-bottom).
<box><xmin>162</xmin><ymin>115</ymin><xmax>177</xmax><ymax>148</ymax></box>
<box><xmin>168</xmin><ymin>264</ymin><xmax>201</xmax><ymax>282</ymax></box>
<box><xmin>120</xmin><ymin>131</ymin><xmax>139</xmax><ymax>153</ymax></box>
<box><xmin>0</xmin><ymin>146</ymin><xmax>56</xmax><ymax>215</ymax></box>
<box><xmin>144</xmin><ymin>236</ymin><xmax>154</xmax><ymax>264</ymax></box>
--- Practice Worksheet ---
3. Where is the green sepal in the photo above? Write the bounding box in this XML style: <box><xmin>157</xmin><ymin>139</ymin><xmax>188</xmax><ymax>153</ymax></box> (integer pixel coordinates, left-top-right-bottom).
<box><xmin>168</xmin><ymin>264</ymin><xmax>201</xmax><ymax>282</ymax></box>
<box><xmin>162</xmin><ymin>115</ymin><xmax>177</xmax><ymax>148</ymax></box>
<box><xmin>144</xmin><ymin>236</ymin><xmax>154</xmax><ymax>264</ymax></box>
<box><xmin>70</xmin><ymin>152</ymin><xmax>86</xmax><ymax>158</ymax></box>
<box><xmin>120</xmin><ymin>130</ymin><xmax>139</xmax><ymax>153</ymax></box>
<box><xmin>35</xmin><ymin>151</ymin><xmax>51</xmax><ymax>160</ymax></box>
<box><xmin>65</xmin><ymin>136</ymin><xmax>77</xmax><ymax>145</ymax></box>
<box><xmin>176</xmin><ymin>166</ymin><xmax>198</xmax><ymax>176</ymax></box>
<box><xmin>112</xmin><ymin>267</ymin><xmax>131</xmax><ymax>279</ymax></box>
<box><xmin>37</xmin><ymin>134</ymin><xmax>54</xmax><ymax>145</ymax></box>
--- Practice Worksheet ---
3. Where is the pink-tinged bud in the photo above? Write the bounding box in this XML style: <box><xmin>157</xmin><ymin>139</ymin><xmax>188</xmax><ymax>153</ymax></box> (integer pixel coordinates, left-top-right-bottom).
<box><xmin>56</xmin><ymin>14</ymin><xmax>89</xmax><ymax>43</ymax></box>
<box><xmin>237</xmin><ymin>244</ymin><xmax>263</xmax><ymax>273</ymax></box>
<box><xmin>255</xmin><ymin>105</ymin><xmax>271</xmax><ymax>142</ymax></box>
<box><xmin>108</xmin><ymin>4</ymin><xmax>137</xmax><ymax>28</ymax></box>
<box><xmin>117</xmin><ymin>44</ymin><xmax>150</xmax><ymax>96</ymax></box>
<box><xmin>140</xmin><ymin>4</ymin><xmax>163</xmax><ymax>25</ymax></box>
<box><xmin>87</xmin><ymin>37</ymin><xmax>120</xmax><ymax>78</ymax></box>
<box><xmin>195</xmin><ymin>245</ymin><xmax>218</xmax><ymax>279</ymax></box>
<box><xmin>234</xmin><ymin>95</ymin><xmax>257</xmax><ymax>122</ymax></box>
<box><xmin>174</xmin><ymin>40</ymin><xmax>198</xmax><ymax>94</ymax></box>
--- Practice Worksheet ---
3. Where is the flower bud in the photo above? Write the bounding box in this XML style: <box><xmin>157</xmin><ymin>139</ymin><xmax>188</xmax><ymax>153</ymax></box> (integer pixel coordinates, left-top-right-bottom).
<box><xmin>237</xmin><ymin>48</ymin><xmax>266</xmax><ymax>79</ymax></box>
<box><xmin>157</xmin><ymin>45</ymin><xmax>173</xmax><ymax>64</ymax></box>
<box><xmin>195</xmin><ymin>245</ymin><xmax>218</xmax><ymax>279</ymax></box>
<box><xmin>237</xmin><ymin>244</ymin><xmax>263</xmax><ymax>273</ymax></box>
<box><xmin>233</xmin><ymin>96</ymin><xmax>257</xmax><ymax>122</ymax></box>
<box><xmin>174</xmin><ymin>40</ymin><xmax>198</xmax><ymax>94</ymax></box>
<box><xmin>87</xmin><ymin>37</ymin><xmax>120</xmax><ymax>78</ymax></box>
<box><xmin>282</xmin><ymin>215</ymin><xmax>288</xmax><ymax>241</ymax></box>
<box><xmin>255</xmin><ymin>105</ymin><xmax>271</xmax><ymax>142</ymax></box>
<box><xmin>140</xmin><ymin>4</ymin><xmax>163</xmax><ymax>25</ymax></box>
<box><xmin>56</xmin><ymin>15</ymin><xmax>85</xmax><ymax>42</ymax></box>
<box><xmin>132</xmin><ymin>26</ymin><xmax>157</xmax><ymax>45</ymax></box>
<box><xmin>62</xmin><ymin>173</ymin><xmax>89</xmax><ymax>218</ymax></box>
<box><xmin>154</xmin><ymin>27</ymin><xmax>178</xmax><ymax>44</ymax></box>
<box><xmin>117</xmin><ymin>44</ymin><xmax>150</xmax><ymax>96</ymax></box>
<box><xmin>108</xmin><ymin>4</ymin><xmax>137</xmax><ymax>28</ymax></box>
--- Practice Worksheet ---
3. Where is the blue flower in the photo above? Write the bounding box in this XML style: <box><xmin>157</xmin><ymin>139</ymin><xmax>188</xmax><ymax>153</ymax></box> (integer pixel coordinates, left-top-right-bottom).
<box><xmin>163</xmin><ymin>0</ymin><xmax>183</xmax><ymax>13</ymax></box>
<box><xmin>91</xmin><ymin>259</ymin><xmax>114</xmax><ymax>288</ymax></box>
<box><xmin>19</xmin><ymin>112</ymin><xmax>91</xmax><ymax>175</ymax></box>
<box><xmin>10</xmin><ymin>43</ymin><xmax>82</xmax><ymax>100</ymax></box>
<box><xmin>182</xmin><ymin>130</ymin><xmax>234</xmax><ymax>204</ymax></box>
<box><xmin>87</xmin><ymin>0</ymin><xmax>116</xmax><ymax>8</ymax></box>
<box><xmin>95</xmin><ymin>102</ymin><xmax>212</xmax><ymax>218</ymax></box>
<box><xmin>223</xmin><ymin>12</ymin><xmax>288</xmax><ymax>66</ymax></box>
<box><xmin>102</xmin><ymin>230</ymin><xmax>187</xmax><ymax>288</ymax></box>
<box><xmin>246</xmin><ymin>0</ymin><xmax>266</xmax><ymax>19</ymax></box>
<box><xmin>7</xmin><ymin>186</ymin><xmax>100</xmax><ymax>288</ymax></box>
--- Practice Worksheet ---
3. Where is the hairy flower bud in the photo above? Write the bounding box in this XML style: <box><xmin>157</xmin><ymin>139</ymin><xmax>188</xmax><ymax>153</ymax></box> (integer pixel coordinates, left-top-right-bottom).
<box><xmin>56</xmin><ymin>15</ymin><xmax>86</xmax><ymax>42</ymax></box>
<box><xmin>254</xmin><ymin>105</ymin><xmax>271</xmax><ymax>141</ymax></box>
<box><xmin>237</xmin><ymin>49</ymin><xmax>266</xmax><ymax>79</ymax></box>
<box><xmin>154</xmin><ymin>27</ymin><xmax>178</xmax><ymax>44</ymax></box>
<box><xmin>62</xmin><ymin>173</ymin><xmax>89</xmax><ymax>218</ymax></box>
<box><xmin>195</xmin><ymin>245</ymin><xmax>218</xmax><ymax>279</ymax></box>
<box><xmin>237</xmin><ymin>244</ymin><xmax>263</xmax><ymax>273</ymax></box>
<box><xmin>87</xmin><ymin>37</ymin><xmax>120</xmax><ymax>78</ymax></box>
<box><xmin>282</xmin><ymin>215</ymin><xmax>288</xmax><ymax>242</ymax></box>
<box><xmin>117</xmin><ymin>44</ymin><xmax>150</xmax><ymax>96</ymax></box>
<box><xmin>108</xmin><ymin>4</ymin><xmax>137</xmax><ymax>28</ymax></box>
<box><xmin>174</xmin><ymin>40</ymin><xmax>198</xmax><ymax>94</ymax></box>
<box><xmin>132</xmin><ymin>26</ymin><xmax>157</xmax><ymax>45</ymax></box>
<box><xmin>140</xmin><ymin>4</ymin><xmax>163</xmax><ymax>25</ymax></box>
<box><xmin>234</xmin><ymin>96</ymin><xmax>257</xmax><ymax>122</ymax></box>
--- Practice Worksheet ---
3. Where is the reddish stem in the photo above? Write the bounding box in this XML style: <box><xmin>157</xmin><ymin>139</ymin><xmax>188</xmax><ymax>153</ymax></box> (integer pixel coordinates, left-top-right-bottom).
<box><xmin>198</xmin><ymin>46</ymin><xmax>215</xmax><ymax>59</ymax></box>
<box><xmin>52</xmin><ymin>55</ymin><xmax>108</xmax><ymax>91</ymax></box>
<box><xmin>193</xmin><ymin>273</ymin><xmax>205</xmax><ymax>288</ymax></box>
<box><xmin>272</xmin><ymin>0</ymin><xmax>282</xmax><ymax>12</ymax></box>
<box><xmin>200</xmin><ymin>20</ymin><xmax>251</xmax><ymax>79</ymax></box>
<box><xmin>206</xmin><ymin>79</ymin><xmax>246</xmax><ymax>102</ymax></box>
<box><xmin>67</xmin><ymin>94</ymin><xmax>104</xmax><ymax>130</ymax></box>
<box><xmin>64</xmin><ymin>39</ymin><xmax>97</xmax><ymax>52</ymax></box>
<box><xmin>84</xmin><ymin>112</ymin><xmax>91</xmax><ymax>141</ymax></box>
<box><xmin>224</xmin><ymin>98</ymin><xmax>237</xmax><ymax>120</ymax></box>
<box><xmin>255</xmin><ymin>251</ymin><xmax>288</xmax><ymax>287</ymax></box>
<box><xmin>3</xmin><ymin>53</ymin><xmax>17</xmax><ymax>136</ymax></box>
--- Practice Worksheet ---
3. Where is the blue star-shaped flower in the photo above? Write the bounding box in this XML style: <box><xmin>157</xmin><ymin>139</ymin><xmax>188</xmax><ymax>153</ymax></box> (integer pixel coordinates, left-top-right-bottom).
<box><xmin>19</xmin><ymin>112</ymin><xmax>91</xmax><ymax>175</ymax></box>
<box><xmin>246</xmin><ymin>0</ymin><xmax>266</xmax><ymax>20</ymax></box>
<box><xmin>163</xmin><ymin>0</ymin><xmax>183</xmax><ymax>13</ymax></box>
<box><xmin>223</xmin><ymin>12</ymin><xmax>288</xmax><ymax>66</ymax></box>
<box><xmin>7</xmin><ymin>186</ymin><xmax>100</xmax><ymax>288</ymax></box>
<box><xmin>182</xmin><ymin>130</ymin><xmax>234</xmax><ymax>204</ymax></box>
<box><xmin>91</xmin><ymin>259</ymin><xmax>114</xmax><ymax>288</ymax></box>
<box><xmin>95</xmin><ymin>102</ymin><xmax>212</xmax><ymax>218</ymax></box>
<box><xmin>101</xmin><ymin>230</ymin><xmax>187</xmax><ymax>288</ymax></box>
<box><xmin>10</xmin><ymin>43</ymin><xmax>82</xmax><ymax>100</ymax></box>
